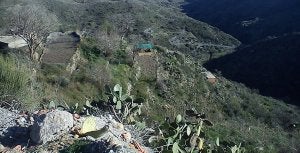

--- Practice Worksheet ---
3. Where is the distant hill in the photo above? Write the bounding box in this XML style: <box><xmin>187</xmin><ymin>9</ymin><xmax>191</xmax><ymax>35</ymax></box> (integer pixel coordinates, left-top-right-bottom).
<box><xmin>182</xmin><ymin>0</ymin><xmax>300</xmax><ymax>43</ymax></box>
<box><xmin>204</xmin><ymin>34</ymin><xmax>300</xmax><ymax>105</ymax></box>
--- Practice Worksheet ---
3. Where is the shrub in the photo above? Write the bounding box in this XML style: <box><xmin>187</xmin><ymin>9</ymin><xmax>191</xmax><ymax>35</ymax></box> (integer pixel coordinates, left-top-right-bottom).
<box><xmin>0</xmin><ymin>55</ymin><xmax>31</xmax><ymax>109</ymax></box>
<box><xmin>0</xmin><ymin>55</ymin><xmax>29</xmax><ymax>98</ymax></box>
<box><xmin>110</xmin><ymin>50</ymin><xmax>132</xmax><ymax>65</ymax></box>
<box><xmin>60</xmin><ymin>140</ymin><xmax>90</xmax><ymax>153</ymax></box>
<box><xmin>79</xmin><ymin>38</ymin><xmax>103</xmax><ymax>61</ymax></box>
<box><xmin>102</xmin><ymin>84</ymin><xmax>144</xmax><ymax>124</ymax></box>
<box><xmin>132</xmin><ymin>81</ymin><xmax>149</xmax><ymax>99</ymax></box>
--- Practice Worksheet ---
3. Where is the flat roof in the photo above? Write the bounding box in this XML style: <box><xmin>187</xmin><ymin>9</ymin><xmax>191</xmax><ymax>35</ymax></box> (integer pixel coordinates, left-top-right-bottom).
<box><xmin>202</xmin><ymin>71</ymin><xmax>216</xmax><ymax>79</ymax></box>
<box><xmin>0</xmin><ymin>36</ymin><xmax>27</xmax><ymax>48</ymax></box>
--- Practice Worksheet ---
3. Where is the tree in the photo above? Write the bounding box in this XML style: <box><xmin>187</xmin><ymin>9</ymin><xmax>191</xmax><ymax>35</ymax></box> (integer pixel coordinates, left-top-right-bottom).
<box><xmin>9</xmin><ymin>5</ymin><xmax>57</xmax><ymax>61</ymax></box>
<box><xmin>95</xmin><ymin>22</ymin><xmax>121</xmax><ymax>57</ymax></box>
<box><xmin>109</xmin><ymin>13</ymin><xmax>135</xmax><ymax>40</ymax></box>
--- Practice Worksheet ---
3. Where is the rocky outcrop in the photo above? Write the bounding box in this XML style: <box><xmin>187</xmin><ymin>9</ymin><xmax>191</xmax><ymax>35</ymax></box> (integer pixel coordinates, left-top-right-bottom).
<box><xmin>0</xmin><ymin>107</ymin><xmax>152</xmax><ymax>152</ymax></box>
<box><xmin>30</xmin><ymin>110</ymin><xmax>73</xmax><ymax>144</ymax></box>
<box><xmin>66</xmin><ymin>48</ymin><xmax>81</xmax><ymax>74</ymax></box>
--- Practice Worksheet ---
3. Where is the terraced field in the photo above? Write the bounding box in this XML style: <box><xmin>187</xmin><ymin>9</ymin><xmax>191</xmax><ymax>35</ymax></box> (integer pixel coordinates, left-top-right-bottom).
<box><xmin>43</xmin><ymin>32</ymin><xmax>80</xmax><ymax>64</ymax></box>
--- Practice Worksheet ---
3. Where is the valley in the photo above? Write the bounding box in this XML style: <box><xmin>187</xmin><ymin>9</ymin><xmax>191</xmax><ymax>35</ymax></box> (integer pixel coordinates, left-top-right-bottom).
<box><xmin>0</xmin><ymin>0</ymin><xmax>299</xmax><ymax>152</ymax></box>
<box><xmin>183</xmin><ymin>0</ymin><xmax>300</xmax><ymax>106</ymax></box>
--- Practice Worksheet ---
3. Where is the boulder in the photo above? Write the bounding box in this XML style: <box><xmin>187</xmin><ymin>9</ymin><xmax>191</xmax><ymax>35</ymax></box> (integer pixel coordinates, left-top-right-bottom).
<box><xmin>30</xmin><ymin>110</ymin><xmax>73</xmax><ymax>144</ymax></box>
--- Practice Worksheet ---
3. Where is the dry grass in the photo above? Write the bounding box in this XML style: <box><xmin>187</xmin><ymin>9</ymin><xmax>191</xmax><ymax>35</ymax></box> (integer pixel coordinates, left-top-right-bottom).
<box><xmin>134</xmin><ymin>52</ymin><xmax>157</xmax><ymax>81</ymax></box>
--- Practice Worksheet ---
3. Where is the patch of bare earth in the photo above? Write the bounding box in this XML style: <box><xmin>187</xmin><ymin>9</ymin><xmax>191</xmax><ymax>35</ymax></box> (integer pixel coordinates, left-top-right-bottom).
<box><xmin>43</xmin><ymin>42</ymin><xmax>78</xmax><ymax>64</ymax></box>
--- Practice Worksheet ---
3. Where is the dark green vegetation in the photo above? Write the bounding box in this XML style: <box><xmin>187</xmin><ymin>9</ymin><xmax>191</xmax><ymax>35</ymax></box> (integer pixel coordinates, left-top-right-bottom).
<box><xmin>60</xmin><ymin>140</ymin><xmax>90</xmax><ymax>153</ymax></box>
<box><xmin>205</xmin><ymin>34</ymin><xmax>300</xmax><ymax>106</ymax></box>
<box><xmin>0</xmin><ymin>0</ymin><xmax>300</xmax><ymax>152</ymax></box>
<box><xmin>182</xmin><ymin>0</ymin><xmax>300</xmax><ymax>44</ymax></box>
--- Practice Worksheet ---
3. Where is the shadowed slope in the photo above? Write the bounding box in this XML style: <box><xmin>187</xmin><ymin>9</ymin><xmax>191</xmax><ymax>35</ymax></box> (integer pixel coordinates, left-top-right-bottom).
<box><xmin>182</xmin><ymin>0</ymin><xmax>300</xmax><ymax>44</ymax></box>
<box><xmin>204</xmin><ymin>34</ymin><xmax>300</xmax><ymax>105</ymax></box>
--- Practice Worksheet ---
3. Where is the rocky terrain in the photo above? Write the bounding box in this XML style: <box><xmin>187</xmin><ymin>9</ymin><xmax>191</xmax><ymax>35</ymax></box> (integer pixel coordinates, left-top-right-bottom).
<box><xmin>0</xmin><ymin>107</ymin><xmax>152</xmax><ymax>153</ymax></box>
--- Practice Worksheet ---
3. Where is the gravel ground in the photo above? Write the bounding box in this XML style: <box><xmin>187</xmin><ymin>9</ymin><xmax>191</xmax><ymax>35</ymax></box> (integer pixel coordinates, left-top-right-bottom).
<box><xmin>0</xmin><ymin>108</ymin><xmax>154</xmax><ymax>152</ymax></box>
<box><xmin>0</xmin><ymin>108</ymin><xmax>30</xmax><ymax>148</ymax></box>
<box><xmin>0</xmin><ymin>108</ymin><xmax>18</xmax><ymax>136</ymax></box>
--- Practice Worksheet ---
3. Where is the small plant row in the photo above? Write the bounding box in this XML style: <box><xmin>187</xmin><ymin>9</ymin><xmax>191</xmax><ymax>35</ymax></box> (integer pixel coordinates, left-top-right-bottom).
<box><xmin>149</xmin><ymin>109</ymin><xmax>246</xmax><ymax>153</ymax></box>
<box><xmin>45</xmin><ymin>84</ymin><xmax>245</xmax><ymax>153</ymax></box>
<box><xmin>46</xmin><ymin>84</ymin><xmax>145</xmax><ymax>125</ymax></box>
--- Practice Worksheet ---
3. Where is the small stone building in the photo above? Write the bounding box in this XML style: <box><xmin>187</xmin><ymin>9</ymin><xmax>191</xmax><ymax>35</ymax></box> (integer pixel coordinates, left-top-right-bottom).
<box><xmin>202</xmin><ymin>71</ymin><xmax>217</xmax><ymax>84</ymax></box>
<box><xmin>0</xmin><ymin>36</ymin><xmax>27</xmax><ymax>49</ymax></box>
<box><xmin>133</xmin><ymin>42</ymin><xmax>157</xmax><ymax>81</ymax></box>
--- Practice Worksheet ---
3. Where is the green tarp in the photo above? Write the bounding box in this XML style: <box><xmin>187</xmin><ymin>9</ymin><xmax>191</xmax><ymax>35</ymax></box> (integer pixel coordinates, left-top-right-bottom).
<box><xmin>137</xmin><ymin>43</ymin><xmax>153</xmax><ymax>49</ymax></box>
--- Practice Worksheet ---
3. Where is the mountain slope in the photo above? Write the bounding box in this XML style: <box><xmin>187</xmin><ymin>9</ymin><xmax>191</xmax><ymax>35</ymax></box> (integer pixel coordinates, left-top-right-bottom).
<box><xmin>204</xmin><ymin>34</ymin><xmax>300</xmax><ymax>105</ymax></box>
<box><xmin>0</xmin><ymin>0</ymin><xmax>240</xmax><ymax>58</ymax></box>
<box><xmin>1</xmin><ymin>0</ymin><xmax>300</xmax><ymax>152</ymax></box>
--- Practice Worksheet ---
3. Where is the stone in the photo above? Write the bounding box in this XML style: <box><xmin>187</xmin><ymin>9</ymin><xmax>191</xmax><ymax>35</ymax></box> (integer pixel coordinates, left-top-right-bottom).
<box><xmin>13</xmin><ymin>145</ymin><xmax>22</xmax><ymax>152</ymax></box>
<box><xmin>73</xmin><ymin>113</ymin><xmax>80</xmax><ymax>120</ymax></box>
<box><xmin>0</xmin><ymin>144</ymin><xmax>5</xmax><ymax>152</ymax></box>
<box><xmin>121</xmin><ymin>132</ymin><xmax>131</xmax><ymax>142</ymax></box>
<box><xmin>0</xmin><ymin>108</ymin><xmax>30</xmax><ymax>147</ymax></box>
<box><xmin>0</xmin><ymin>108</ymin><xmax>17</xmax><ymax>130</ymax></box>
<box><xmin>16</xmin><ymin>117</ymin><xmax>27</xmax><ymax>126</ymax></box>
<box><xmin>30</xmin><ymin>110</ymin><xmax>73</xmax><ymax>144</ymax></box>
<box><xmin>111</xmin><ymin>120</ymin><xmax>124</xmax><ymax>131</ymax></box>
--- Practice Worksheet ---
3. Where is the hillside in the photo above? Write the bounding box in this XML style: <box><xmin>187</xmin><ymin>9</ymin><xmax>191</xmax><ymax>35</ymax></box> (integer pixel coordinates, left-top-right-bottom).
<box><xmin>0</xmin><ymin>0</ymin><xmax>300</xmax><ymax>153</ymax></box>
<box><xmin>183</xmin><ymin>0</ymin><xmax>300</xmax><ymax>107</ymax></box>
<box><xmin>204</xmin><ymin>34</ymin><xmax>300</xmax><ymax>106</ymax></box>
<box><xmin>182</xmin><ymin>0</ymin><xmax>300</xmax><ymax>43</ymax></box>
<box><xmin>0</xmin><ymin>0</ymin><xmax>239</xmax><ymax>60</ymax></box>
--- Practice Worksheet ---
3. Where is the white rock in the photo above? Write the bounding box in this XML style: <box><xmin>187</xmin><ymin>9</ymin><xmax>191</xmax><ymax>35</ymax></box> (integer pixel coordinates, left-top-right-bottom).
<box><xmin>30</xmin><ymin>110</ymin><xmax>73</xmax><ymax>144</ymax></box>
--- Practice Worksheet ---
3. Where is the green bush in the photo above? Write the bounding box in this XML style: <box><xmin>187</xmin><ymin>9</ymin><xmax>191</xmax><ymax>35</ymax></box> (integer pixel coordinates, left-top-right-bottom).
<box><xmin>60</xmin><ymin>140</ymin><xmax>90</xmax><ymax>153</ymax></box>
<box><xmin>79</xmin><ymin>38</ymin><xmax>103</xmax><ymax>61</ymax></box>
<box><xmin>110</xmin><ymin>50</ymin><xmax>132</xmax><ymax>65</ymax></box>
<box><xmin>133</xmin><ymin>81</ymin><xmax>149</xmax><ymax>99</ymax></box>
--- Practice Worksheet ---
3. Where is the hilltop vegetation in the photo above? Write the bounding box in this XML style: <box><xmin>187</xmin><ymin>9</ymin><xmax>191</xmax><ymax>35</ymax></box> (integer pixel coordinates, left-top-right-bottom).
<box><xmin>0</xmin><ymin>0</ymin><xmax>299</xmax><ymax>152</ymax></box>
